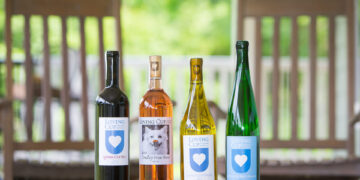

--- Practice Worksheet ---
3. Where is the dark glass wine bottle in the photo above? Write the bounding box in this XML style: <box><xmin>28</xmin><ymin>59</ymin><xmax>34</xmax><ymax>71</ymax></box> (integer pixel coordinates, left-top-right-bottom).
<box><xmin>95</xmin><ymin>51</ymin><xmax>129</xmax><ymax>180</ymax></box>
<box><xmin>226</xmin><ymin>41</ymin><xmax>259</xmax><ymax>180</ymax></box>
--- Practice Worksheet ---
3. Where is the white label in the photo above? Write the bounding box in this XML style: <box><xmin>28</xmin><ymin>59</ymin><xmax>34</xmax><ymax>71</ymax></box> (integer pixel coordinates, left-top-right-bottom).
<box><xmin>99</xmin><ymin>117</ymin><xmax>129</xmax><ymax>166</ymax></box>
<box><xmin>139</xmin><ymin>117</ymin><xmax>173</xmax><ymax>165</ymax></box>
<box><xmin>183</xmin><ymin>135</ymin><xmax>215</xmax><ymax>180</ymax></box>
<box><xmin>226</xmin><ymin>136</ymin><xmax>258</xmax><ymax>180</ymax></box>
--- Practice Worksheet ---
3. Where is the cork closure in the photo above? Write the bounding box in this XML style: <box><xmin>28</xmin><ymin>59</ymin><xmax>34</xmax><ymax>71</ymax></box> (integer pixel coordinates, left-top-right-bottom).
<box><xmin>149</xmin><ymin>55</ymin><xmax>161</xmax><ymax>79</ymax></box>
<box><xmin>190</xmin><ymin>58</ymin><xmax>203</xmax><ymax>83</ymax></box>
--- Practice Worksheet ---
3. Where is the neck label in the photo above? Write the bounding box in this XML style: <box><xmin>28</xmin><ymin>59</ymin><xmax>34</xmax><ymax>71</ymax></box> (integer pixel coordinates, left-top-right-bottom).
<box><xmin>98</xmin><ymin>117</ymin><xmax>129</xmax><ymax>166</ymax></box>
<box><xmin>226</xmin><ymin>136</ymin><xmax>258</xmax><ymax>180</ymax></box>
<box><xmin>183</xmin><ymin>135</ymin><xmax>215</xmax><ymax>180</ymax></box>
<box><xmin>139</xmin><ymin>117</ymin><xmax>173</xmax><ymax>165</ymax></box>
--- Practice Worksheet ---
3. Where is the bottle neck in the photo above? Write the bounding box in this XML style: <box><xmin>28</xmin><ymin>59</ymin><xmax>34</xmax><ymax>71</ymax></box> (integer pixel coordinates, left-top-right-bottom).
<box><xmin>190</xmin><ymin>72</ymin><xmax>203</xmax><ymax>90</ymax></box>
<box><xmin>149</xmin><ymin>78</ymin><xmax>162</xmax><ymax>90</ymax></box>
<box><xmin>190</xmin><ymin>59</ymin><xmax>203</xmax><ymax>84</ymax></box>
<box><xmin>236</xmin><ymin>48</ymin><xmax>249</xmax><ymax>71</ymax></box>
<box><xmin>187</xmin><ymin>58</ymin><xmax>206</xmax><ymax>110</ymax></box>
<box><xmin>190</xmin><ymin>72</ymin><xmax>203</xmax><ymax>84</ymax></box>
<box><xmin>149</xmin><ymin>56</ymin><xmax>162</xmax><ymax>90</ymax></box>
<box><xmin>188</xmin><ymin>82</ymin><xmax>204</xmax><ymax>101</ymax></box>
<box><xmin>105</xmin><ymin>55</ymin><xmax>119</xmax><ymax>88</ymax></box>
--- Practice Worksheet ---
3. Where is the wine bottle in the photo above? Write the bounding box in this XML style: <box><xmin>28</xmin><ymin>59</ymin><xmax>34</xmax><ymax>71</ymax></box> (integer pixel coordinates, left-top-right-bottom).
<box><xmin>180</xmin><ymin>58</ymin><xmax>217</xmax><ymax>180</ymax></box>
<box><xmin>95</xmin><ymin>51</ymin><xmax>129</xmax><ymax>180</ymax></box>
<box><xmin>139</xmin><ymin>56</ymin><xmax>174</xmax><ymax>180</ymax></box>
<box><xmin>226</xmin><ymin>41</ymin><xmax>259</xmax><ymax>180</ymax></box>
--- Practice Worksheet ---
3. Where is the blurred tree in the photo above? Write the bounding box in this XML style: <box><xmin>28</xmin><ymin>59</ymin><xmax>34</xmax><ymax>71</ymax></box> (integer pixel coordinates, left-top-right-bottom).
<box><xmin>0</xmin><ymin>0</ymin><xmax>231</xmax><ymax>56</ymax></box>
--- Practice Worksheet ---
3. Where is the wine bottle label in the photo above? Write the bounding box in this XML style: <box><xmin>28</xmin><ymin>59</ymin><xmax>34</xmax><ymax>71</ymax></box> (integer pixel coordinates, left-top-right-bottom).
<box><xmin>226</xmin><ymin>136</ymin><xmax>258</xmax><ymax>180</ymax></box>
<box><xmin>183</xmin><ymin>135</ymin><xmax>215</xmax><ymax>180</ymax></box>
<box><xmin>139</xmin><ymin>117</ymin><xmax>173</xmax><ymax>165</ymax></box>
<box><xmin>99</xmin><ymin>117</ymin><xmax>129</xmax><ymax>166</ymax></box>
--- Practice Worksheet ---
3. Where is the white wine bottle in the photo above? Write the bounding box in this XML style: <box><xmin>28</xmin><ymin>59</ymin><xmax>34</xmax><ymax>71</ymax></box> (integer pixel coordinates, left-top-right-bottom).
<box><xmin>180</xmin><ymin>58</ymin><xmax>217</xmax><ymax>180</ymax></box>
<box><xmin>226</xmin><ymin>41</ymin><xmax>259</xmax><ymax>180</ymax></box>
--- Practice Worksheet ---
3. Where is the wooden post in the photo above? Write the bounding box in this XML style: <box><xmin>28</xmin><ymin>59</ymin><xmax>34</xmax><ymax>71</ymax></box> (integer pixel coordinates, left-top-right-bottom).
<box><xmin>61</xmin><ymin>16</ymin><xmax>71</xmax><ymax>141</ymax></box>
<box><xmin>237</xmin><ymin>0</ymin><xmax>245</xmax><ymax>40</ymax></box>
<box><xmin>98</xmin><ymin>17</ymin><xmax>105</xmax><ymax>90</ymax></box>
<box><xmin>254</xmin><ymin>16</ymin><xmax>262</xmax><ymax>132</ymax></box>
<box><xmin>114</xmin><ymin>0</ymin><xmax>124</xmax><ymax>90</ymax></box>
<box><xmin>346</xmin><ymin>0</ymin><xmax>357</xmax><ymax>157</ymax></box>
<box><xmin>79</xmin><ymin>16</ymin><xmax>89</xmax><ymax>141</ymax></box>
<box><xmin>42</xmin><ymin>15</ymin><xmax>52</xmax><ymax>141</ymax></box>
<box><xmin>24</xmin><ymin>14</ymin><xmax>34</xmax><ymax>142</ymax></box>
<box><xmin>4</xmin><ymin>0</ymin><xmax>14</xmax><ymax>178</ymax></box>
<box><xmin>3</xmin><ymin>102</ymin><xmax>13</xmax><ymax>180</ymax></box>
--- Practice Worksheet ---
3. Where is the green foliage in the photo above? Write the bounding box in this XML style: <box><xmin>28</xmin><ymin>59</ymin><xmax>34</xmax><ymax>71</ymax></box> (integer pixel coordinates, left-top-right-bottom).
<box><xmin>261</xmin><ymin>16</ymin><xmax>329</xmax><ymax>58</ymax></box>
<box><xmin>261</xmin><ymin>17</ymin><xmax>274</xmax><ymax>57</ymax></box>
<box><xmin>0</xmin><ymin>0</ymin><xmax>344</xmax><ymax>57</ymax></box>
<box><xmin>0</xmin><ymin>0</ymin><xmax>231</xmax><ymax>56</ymax></box>
<box><xmin>298</xmin><ymin>16</ymin><xmax>310</xmax><ymax>57</ymax></box>
<box><xmin>317</xmin><ymin>16</ymin><xmax>329</xmax><ymax>58</ymax></box>
<box><xmin>0</xmin><ymin>0</ymin><xmax>4</xmax><ymax>58</ymax></box>
<box><xmin>30</xmin><ymin>16</ymin><xmax>44</xmax><ymax>56</ymax></box>
<box><xmin>280</xmin><ymin>17</ymin><xmax>291</xmax><ymax>57</ymax></box>
<box><xmin>48</xmin><ymin>16</ymin><xmax>62</xmax><ymax>54</ymax></box>
<box><xmin>122</xmin><ymin>0</ymin><xmax>231</xmax><ymax>55</ymax></box>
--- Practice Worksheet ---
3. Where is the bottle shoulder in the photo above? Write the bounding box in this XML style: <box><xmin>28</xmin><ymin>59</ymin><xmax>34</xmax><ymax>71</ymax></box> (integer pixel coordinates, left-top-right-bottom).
<box><xmin>180</xmin><ymin>85</ymin><xmax>216</xmax><ymax>135</ymax></box>
<box><xmin>96</xmin><ymin>87</ymin><xmax>129</xmax><ymax>105</ymax></box>
<box><xmin>226</xmin><ymin>68</ymin><xmax>259</xmax><ymax>136</ymax></box>
<box><xmin>180</xmin><ymin>102</ymin><xmax>216</xmax><ymax>135</ymax></box>
<box><xmin>139</xmin><ymin>89</ymin><xmax>173</xmax><ymax>105</ymax></box>
<box><xmin>139</xmin><ymin>89</ymin><xmax>173</xmax><ymax>114</ymax></box>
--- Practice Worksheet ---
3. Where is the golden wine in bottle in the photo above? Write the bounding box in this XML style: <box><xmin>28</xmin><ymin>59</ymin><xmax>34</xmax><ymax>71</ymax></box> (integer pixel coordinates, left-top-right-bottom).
<box><xmin>139</xmin><ymin>56</ymin><xmax>174</xmax><ymax>180</ymax></box>
<box><xmin>180</xmin><ymin>58</ymin><xmax>217</xmax><ymax>180</ymax></box>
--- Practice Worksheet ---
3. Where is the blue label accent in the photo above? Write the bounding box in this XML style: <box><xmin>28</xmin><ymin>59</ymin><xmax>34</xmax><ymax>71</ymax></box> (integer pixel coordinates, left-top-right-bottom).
<box><xmin>105</xmin><ymin>130</ymin><xmax>125</xmax><ymax>154</ymax></box>
<box><xmin>190</xmin><ymin>148</ymin><xmax>209</xmax><ymax>172</ymax></box>
<box><xmin>226</xmin><ymin>136</ymin><xmax>258</xmax><ymax>180</ymax></box>
<box><xmin>232</xmin><ymin>149</ymin><xmax>251</xmax><ymax>173</ymax></box>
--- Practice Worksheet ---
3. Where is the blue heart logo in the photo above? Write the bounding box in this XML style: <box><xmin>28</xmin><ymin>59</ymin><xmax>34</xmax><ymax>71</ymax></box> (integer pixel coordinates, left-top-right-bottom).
<box><xmin>190</xmin><ymin>148</ymin><xmax>209</xmax><ymax>172</ymax></box>
<box><xmin>105</xmin><ymin>130</ymin><xmax>124</xmax><ymax>154</ymax></box>
<box><xmin>232</xmin><ymin>149</ymin><xmax>251</xmax><ymax>173</ymax></box>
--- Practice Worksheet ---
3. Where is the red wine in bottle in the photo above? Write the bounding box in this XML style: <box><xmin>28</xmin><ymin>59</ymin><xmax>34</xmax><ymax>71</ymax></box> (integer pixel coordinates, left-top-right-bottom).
<box><xmin>95</xmin><ymin>51</ymin><xmax>129</xmax><ymax>180</ymax></box>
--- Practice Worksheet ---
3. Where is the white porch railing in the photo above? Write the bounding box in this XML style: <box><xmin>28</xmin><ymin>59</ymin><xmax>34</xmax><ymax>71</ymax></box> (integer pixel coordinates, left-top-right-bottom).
<box><xmin>13</xmin><ymin>54</ymin><xmax>353</xmax><ymax>159</ymax></box>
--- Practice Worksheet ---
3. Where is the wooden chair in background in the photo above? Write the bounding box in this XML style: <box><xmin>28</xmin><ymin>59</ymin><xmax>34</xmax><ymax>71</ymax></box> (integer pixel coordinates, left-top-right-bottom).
<box><xmin>219</xmin><ymin>0</ymin><xmax>360</xmax><ymax>179</ymax></box>
<box><xmin>2</xmin><ymin>0</ymin><xmax>124</xmax><ymax>179</ymax></box>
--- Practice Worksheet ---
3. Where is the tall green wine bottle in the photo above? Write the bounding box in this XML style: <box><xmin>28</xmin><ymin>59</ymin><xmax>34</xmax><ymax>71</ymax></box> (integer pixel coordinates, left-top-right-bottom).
<box><xmin>180</xmin><ymin>58</ymin><xmax>217</xmax><ymax>180</ymax></box>
<box><xmin>95</xmin><ymin>51</ymin><xmax>129</xmax><ymax>180</ymax></box>
<box><xmin>226</xmin><ymin>41</ymin><xmax>259</xmax><ymax>180</ymax></box>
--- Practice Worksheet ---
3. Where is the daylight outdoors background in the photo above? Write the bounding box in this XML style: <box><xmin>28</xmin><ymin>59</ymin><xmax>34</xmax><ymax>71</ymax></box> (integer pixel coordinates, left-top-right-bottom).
<box><xmin>0</xmin><ymin>0</ymin><xmax>360</xmax><ymax>179</ymax></box>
